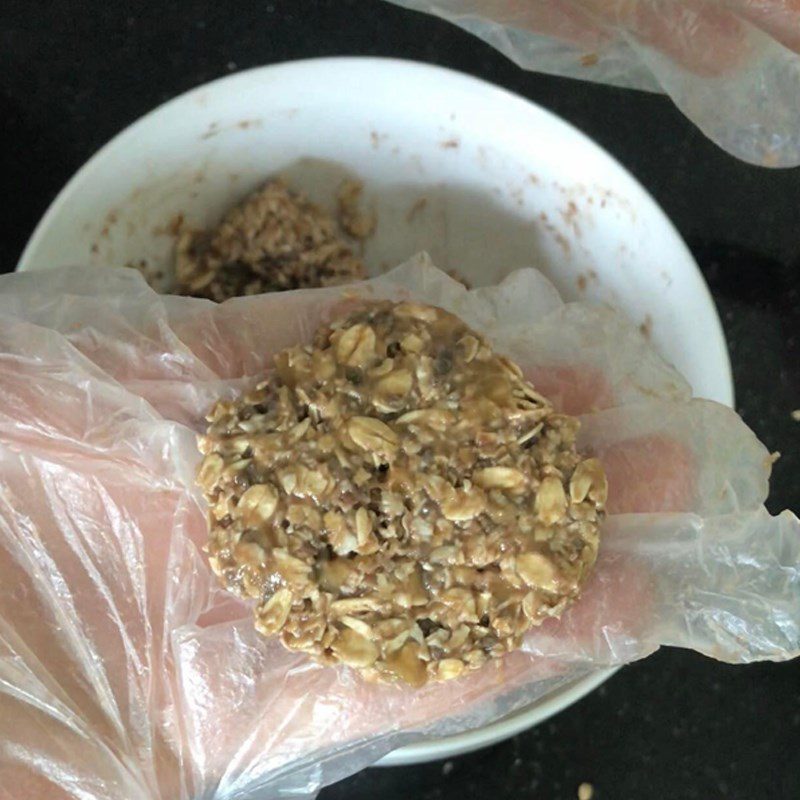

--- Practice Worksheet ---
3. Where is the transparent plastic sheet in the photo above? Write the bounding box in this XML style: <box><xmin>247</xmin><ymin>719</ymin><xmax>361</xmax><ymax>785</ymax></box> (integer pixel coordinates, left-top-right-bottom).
<box><xmin>0</xmin><ymin>257</ymin><xmax>798</xmax><ymax>799</ymax></box>
<box><xmin>387</xmin><ymin>1</ymin><xmax>800</xmax><ymax>167</ymax></box>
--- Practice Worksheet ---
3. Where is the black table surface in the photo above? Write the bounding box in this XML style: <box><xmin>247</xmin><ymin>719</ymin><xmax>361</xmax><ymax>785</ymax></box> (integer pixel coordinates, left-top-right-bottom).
<box><xmin>2</xmin><ymin>2</ymin><xmax>798</xmax><ymax>799</ymax></box>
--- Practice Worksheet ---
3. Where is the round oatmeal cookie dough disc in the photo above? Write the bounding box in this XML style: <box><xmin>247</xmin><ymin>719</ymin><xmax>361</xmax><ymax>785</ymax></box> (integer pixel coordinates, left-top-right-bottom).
<box><xmin>198</xmin><ymin>299</ymin><xmax>607</xmax><ymax>686</ymax></box>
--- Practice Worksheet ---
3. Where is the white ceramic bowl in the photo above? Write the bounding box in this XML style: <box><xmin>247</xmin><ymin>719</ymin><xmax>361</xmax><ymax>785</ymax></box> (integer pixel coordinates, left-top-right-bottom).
<box><xmin>17</xmin><ymin>57</ymin><xmax>733</xmax><ymax>766</ymax></box>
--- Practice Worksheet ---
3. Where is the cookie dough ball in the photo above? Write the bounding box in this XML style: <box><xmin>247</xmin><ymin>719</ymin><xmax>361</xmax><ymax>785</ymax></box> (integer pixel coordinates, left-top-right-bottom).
<box><xmin>198</xmin><ymin>299</ymin><xmax>606</xmax><ymax>686</ymax></box>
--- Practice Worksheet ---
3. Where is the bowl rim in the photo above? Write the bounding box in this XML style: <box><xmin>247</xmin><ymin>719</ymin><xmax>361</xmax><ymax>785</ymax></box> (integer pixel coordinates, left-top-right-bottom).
<box><xmin>16</xmin><ymin>56</ymin><xmax>734</xmax><ymax>767</ymax></box>
<box><xmin>377</xmin><ymin>666</ymin><xmax>620</xmax><ymax>766</ymax></box>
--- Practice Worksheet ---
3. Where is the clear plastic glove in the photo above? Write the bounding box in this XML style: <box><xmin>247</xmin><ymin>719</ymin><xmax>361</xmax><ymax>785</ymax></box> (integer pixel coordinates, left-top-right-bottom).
<box><xmin>0</xmin><ymin>258</ymin><xmax>798</xmax><ymax>799</ymax></box>
<box><xmin>388</xmin><ymin>0</ymin><xmax>800</xmax><ymax>166</ymax></box>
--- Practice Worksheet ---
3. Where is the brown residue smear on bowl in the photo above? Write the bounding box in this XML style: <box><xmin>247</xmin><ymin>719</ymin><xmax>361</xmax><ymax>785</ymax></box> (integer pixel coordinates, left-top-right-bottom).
<box><xmin>405</xmin><ymin>197</ymin><xmax>428</xmax><ymax>223</ymax></box>
<box><xmin>560</xmin><ymin>200</ymin><xmax>580</xmax><ymax>234</ymax></box>
<box><xmin>152</xmin><ymin>213</ymin><xmax>187</xmax><ymax>239</ymax></box>
<box><xmin>127</xmin><ymin>259</ymin><xmax>165</xmax><ymax>290</ymax></box>
<box><xmin>576</xmin><ymin>270</ymin><xmax>599</xmax><ymax>292</ymax></box>
<box><xmin>89</xmin><ymin>208</ymin><xmax>122</xmax><ymax>257</ymax></box>
<box><xmin>200</xmin><ymin>122</ymin><xmax>221</xmax><ymax>140</ymax></box>
<box><xmin>440</xmin><ymin>138</ymin><xmax>460</xmax><ymax>149</ymax></box>
<box><xmin>639</xmin><ymin>314</ymin><xmax>653</xmax><ymax>339</ymax></box>
<box><xmin>370</xmin><ymin>131</ymin><xmax>388</xmax><ymax>149</ymax></box>
<box><xmin>538</xmin><ymin>211</ymin><xmax>571</xmax><ymax>257</ymax></box>
<box><xmin>200</xmin><ymin>118</ymin><xmax>263</xmax><ymax>140</ymax></box>
<box><xmin>99</xmin><ymin>208</ymin><xmax>119</xmax><ymax>238</ymax></box>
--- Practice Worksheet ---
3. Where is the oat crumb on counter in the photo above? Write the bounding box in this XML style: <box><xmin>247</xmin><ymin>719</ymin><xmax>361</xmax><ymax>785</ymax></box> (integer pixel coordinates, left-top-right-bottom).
<box><xmin>578</xmin><ymin>782</ymin><xmax>594</xmax><ymax>800</ymax></box>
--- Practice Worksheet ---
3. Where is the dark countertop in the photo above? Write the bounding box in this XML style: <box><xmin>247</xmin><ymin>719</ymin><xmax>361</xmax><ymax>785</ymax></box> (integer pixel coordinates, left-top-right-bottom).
<box><xmin>2</xmin><ymin>2</ymin><xmax>798</xmax><ymax>799</ymax></box>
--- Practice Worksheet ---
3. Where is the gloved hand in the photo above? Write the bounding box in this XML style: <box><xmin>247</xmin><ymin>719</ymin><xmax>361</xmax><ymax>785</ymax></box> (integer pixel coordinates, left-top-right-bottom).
<box><xmin>0</xmin><ymin>259</ymin><xmax>797</xmax><ymax>799</ymax></box>
<box><xmin>388</xmin><ymin>0</ymin><xmax>800</xmax><ymax>166</ymax></box>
